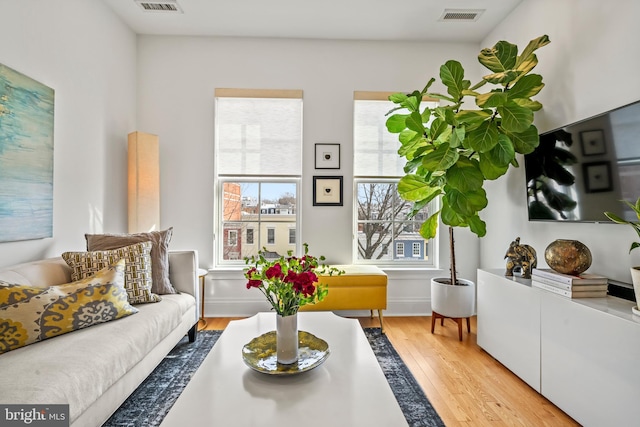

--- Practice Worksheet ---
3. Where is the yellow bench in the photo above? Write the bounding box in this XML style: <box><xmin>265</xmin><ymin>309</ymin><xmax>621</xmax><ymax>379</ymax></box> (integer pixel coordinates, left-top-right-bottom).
<box><xmin>300</xmin><ymin>265</ymin><xmax>388</xmax><ymax>332</ymax></box>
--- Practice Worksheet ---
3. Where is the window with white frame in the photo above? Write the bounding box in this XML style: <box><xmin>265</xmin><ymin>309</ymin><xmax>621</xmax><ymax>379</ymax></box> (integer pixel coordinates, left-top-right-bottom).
<box><xmin>215</xmin><ymin>89</ymin><xmax>302</xmax><ymax>265</ymax></box>
<box><xmin>412</xmin><ymin>242</ymin><xmax>421</xmax><ymax>257</ymax></box>
<box><xmin>353</xmin><ymin>91</ymin><xmax>438</xmax><ymax>266</ymax></box>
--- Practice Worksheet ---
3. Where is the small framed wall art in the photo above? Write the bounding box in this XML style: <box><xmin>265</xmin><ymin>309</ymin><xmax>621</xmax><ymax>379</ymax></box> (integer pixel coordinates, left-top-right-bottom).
<box><xmin>313</xmin><ymin>176</ymin><xmax>343</xmax><ymax>206</ymax></box>
<box><xmin>580</xmin><ymin>130</ymin><xmax>607</xmax><ymax>156</ymax></box>
<box><xmin>315</xmin><ymin>143</ymin><xmax>340</xmax><ymax>169</ymax></box>
<box><xmin>583</xmin><ymin>161</ymin><xmax>612</xmax><ymax>193</ymax></box>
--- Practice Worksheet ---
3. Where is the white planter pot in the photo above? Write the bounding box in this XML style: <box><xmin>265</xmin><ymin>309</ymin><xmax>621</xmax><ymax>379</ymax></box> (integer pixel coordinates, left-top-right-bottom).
<box><xmin>431</xmin><ymin>278</ymin><xmax>475</xmax><ymax>318</ymax></box>
<box><xmin>630</xmin><ymin>267</ymin><xmax>640</xmax><ymax>314</ymax></box>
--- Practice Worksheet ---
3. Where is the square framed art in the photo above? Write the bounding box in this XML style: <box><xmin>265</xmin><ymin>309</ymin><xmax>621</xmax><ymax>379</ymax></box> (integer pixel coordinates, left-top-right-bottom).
<box><xmin>583</xmin><ymin>161</ymin><xmax>612</xmax><ymax>193</ymax></box>
<box><xmin>313</xmin><ymin>176</ymin><xmax>343</xmax><ymax>206</ymax></box>
<box><xmin>315</xmin><ymin>143</ymin><xmax>340</xmax><ymax>169</ymax></box>
<box><xmin>580</xmin><ymin>130</ymin><xmax>607</xmax><ymax>156</ymax></box>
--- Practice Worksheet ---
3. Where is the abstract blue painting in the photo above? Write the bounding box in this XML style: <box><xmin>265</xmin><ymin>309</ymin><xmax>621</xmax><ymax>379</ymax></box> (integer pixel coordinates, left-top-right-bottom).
<box><xmin>0</xmin><ymin>64</ymin><xmax>54</xmax><ymax>242</ymax></box>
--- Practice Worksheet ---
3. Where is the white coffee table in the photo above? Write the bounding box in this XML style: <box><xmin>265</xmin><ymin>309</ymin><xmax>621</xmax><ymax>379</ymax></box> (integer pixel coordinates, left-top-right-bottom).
<box><xmin>160</xmin><ymin>312</ymin><xmax>409</xmax><ymax>426</ymax></box>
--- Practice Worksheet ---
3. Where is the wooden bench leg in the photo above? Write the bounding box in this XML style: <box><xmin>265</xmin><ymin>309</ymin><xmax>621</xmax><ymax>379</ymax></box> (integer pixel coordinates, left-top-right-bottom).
<box><xmin>377</xmin><ymin>310</ymin><xmax>385</xmax><ymax>334</ymax></box>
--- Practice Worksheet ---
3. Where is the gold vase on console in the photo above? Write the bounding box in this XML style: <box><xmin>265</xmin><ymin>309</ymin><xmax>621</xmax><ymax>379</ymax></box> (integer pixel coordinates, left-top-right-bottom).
<box><xmin>544</xmin><ymin>239</ymin><xmax>592</xmax><ymax>275</ymax></box>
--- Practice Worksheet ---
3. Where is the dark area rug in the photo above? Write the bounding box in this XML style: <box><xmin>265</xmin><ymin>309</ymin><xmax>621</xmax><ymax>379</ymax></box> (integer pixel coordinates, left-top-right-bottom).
<box><xmin>363</xmin><ymin>328</ymin><xmax>445</xmax><ymax>427</ymax></box>
<box><xmin>105</xmin><ymin>328</ymin><xmax>444</xmax><ymax>427</ymax></box>
<box><xmin>102</xmin><ymin>331</ymin><xmax>221</xmax><ymax>427</ymax></box>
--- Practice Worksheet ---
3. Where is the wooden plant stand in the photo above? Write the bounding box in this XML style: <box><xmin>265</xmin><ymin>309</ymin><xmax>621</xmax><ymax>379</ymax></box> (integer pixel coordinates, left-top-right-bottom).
<box><xmin>431</xmin><ymin>311</ymin><xmax>471</xmax><ymax>341</ymax></box>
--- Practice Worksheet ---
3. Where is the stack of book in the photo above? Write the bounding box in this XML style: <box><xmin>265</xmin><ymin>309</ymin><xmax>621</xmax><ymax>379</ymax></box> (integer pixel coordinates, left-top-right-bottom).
<box><xmin>531</xmin><ymin>268</ymin><xmax>608</xmax><ymax>298</ymax></box>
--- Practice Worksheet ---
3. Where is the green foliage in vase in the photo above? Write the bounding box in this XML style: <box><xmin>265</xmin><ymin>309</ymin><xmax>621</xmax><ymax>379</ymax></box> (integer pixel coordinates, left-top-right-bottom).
<box><xmin>385</xmin><ymin>35</ymin><xmax>550</xmax><ymax>284</ymax></box>
<box><xmin>605</xmin><ymin>198</ymin><xmax>640</xmax><ymax>254</ymax></box>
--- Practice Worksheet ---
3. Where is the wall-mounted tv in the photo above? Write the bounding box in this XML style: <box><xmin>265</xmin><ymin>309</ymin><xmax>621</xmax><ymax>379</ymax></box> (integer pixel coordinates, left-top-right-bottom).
<box><xmin>525</xmin><ymin>99</ymin><xmax>640</xmax><ymax>223</ymax></box>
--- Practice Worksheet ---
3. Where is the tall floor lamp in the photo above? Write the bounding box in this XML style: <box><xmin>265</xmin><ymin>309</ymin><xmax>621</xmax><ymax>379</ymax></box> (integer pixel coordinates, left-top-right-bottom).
<box><xmin>128</xmin><ymin>131</ymin><xmax>160</xmax><ymax>233</ymax></box>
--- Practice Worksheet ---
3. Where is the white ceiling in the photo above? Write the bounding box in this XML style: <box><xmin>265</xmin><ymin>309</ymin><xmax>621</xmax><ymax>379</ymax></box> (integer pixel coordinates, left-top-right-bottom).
<box><xmin>101</xmin><ymin>0</ymin><xmax>524</xmax><ymax>42</ymax></box>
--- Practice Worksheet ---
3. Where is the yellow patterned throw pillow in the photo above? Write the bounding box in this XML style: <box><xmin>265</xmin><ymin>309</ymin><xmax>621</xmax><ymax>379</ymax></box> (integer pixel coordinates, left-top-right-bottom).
<box><xmin>62</xmin><ymin>241</ymin><xmax>161</xmax><ymax>304</ymax></box>
<box><xmin>0</xmin><ymin>259</ymin><xmax>138</xmax><ymax>354</ymax></box>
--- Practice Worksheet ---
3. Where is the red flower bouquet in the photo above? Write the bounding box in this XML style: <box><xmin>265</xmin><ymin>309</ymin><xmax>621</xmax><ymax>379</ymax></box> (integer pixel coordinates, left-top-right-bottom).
<box><xmin>244</xmin><ymin>243</ymin><xmax>343</xmax><ymax>316</ymax></box>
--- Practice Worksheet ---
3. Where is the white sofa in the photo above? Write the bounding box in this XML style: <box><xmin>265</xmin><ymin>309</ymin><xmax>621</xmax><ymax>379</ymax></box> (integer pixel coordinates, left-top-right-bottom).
<box><xmin>0</xmin><ymin>250</ymin><xmax>199</xmax><ymax>427</ymax></box>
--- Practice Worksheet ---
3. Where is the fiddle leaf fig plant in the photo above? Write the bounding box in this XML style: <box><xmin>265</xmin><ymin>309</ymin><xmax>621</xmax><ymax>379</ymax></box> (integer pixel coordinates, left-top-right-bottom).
<box><xmin>386</xmin><ymin>35</ymin><xmax>550</xmax><ymax>285</ymax></box>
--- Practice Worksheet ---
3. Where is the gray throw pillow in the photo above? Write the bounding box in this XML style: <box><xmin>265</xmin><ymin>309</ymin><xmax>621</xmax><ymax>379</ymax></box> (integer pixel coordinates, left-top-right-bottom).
<box><xmin>85</xmin><ymin>227</ymin><xmax>176</xmax><ymax>294</ymax></box>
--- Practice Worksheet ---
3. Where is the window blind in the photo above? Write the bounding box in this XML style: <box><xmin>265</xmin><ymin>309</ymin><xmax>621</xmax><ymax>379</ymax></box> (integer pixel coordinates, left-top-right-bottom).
<box><xmin>215</xmin><ymin>88</ymin><xmax>303</xmax><ymax>176</ymax></box>
<box><xmin>353</xmin><ymin>91</ymin><xmax>437</xmax><ymax>177</ymax></box>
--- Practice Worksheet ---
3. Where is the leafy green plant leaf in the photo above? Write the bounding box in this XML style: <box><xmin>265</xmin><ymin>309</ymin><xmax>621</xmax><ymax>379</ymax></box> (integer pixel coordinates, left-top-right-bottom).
<box><xmin>467</xmin><ymin>121</ymin><xmax>499</xmax><ymax>153</ymax></box>
<box><xmin>468</xmin><ymin>214</ymin><xmax>487</xmax><ymax>237</ymax></box>
<box><xmin>399</xmin><ymin>129</ymin><xmax>420</xmax><ymax>145</ymax></box>
<box><xmin>483</xmin><ymin>70</ymin><xmax>520</xmax><ymax>85</ymax></box>
<box><xmin>444</xmin><ymin>187</ymin><xmax>488</xmax><ymax>217</ymax></box>
<box><xmin>497</xmin><ymin>102</ymin><xmax>534</xmax><ymax>133</ymax></box>
<box><xmin>398</xmin><ymin>174</ymin><xmax>441</xmax><ymax>202</ymax></box>
<box><xmin>389</xmin><ymin>93</ymin><xmax>408</xmax><ymax>103</ymax></box>
<box><xmin>487</xmin><ymin>133</ymin><xmax>516</xmax><ymax>166</ymax></box>
<box><xmin>403</xmin><ymin>95</ymin><xmax>420</xmax><ymax>111</ymax></box>
<box><xmin>385</xmin><ymin>114</ymin><xmax>409</xmax><ymax>133</ymax></box>
<box><xmin>478</xmin><ymin>40</ymin><xmax>518</xmax><ymax>72</ymax></box>
<box><xmin>422</xmin><ymin>143</ymin><xmax>459</xmax><ymax>171</ymax></box>
<box><xmin>456</xmin><ymin>109</ymin><xmax>492</xmax><ymax>126</ymax></box>
<box><xmin>441</xmin><ymin>203</ymin><xmax>465</xmax><ymax>227</ymax></box>
<box><xmin>506</xmin><ymin>125</ymin><xmax>540</xmax><ymax>154</ymax></box>
<box><xmin>419</xmin><ymin>212</ymin><xmax>441</xmax><ymax>239</ymax></box>
<box><xmin>446</xmin><ymin>158</ymin><xmax>484</xmax><ymax>192</ymax></box>
<box><xmin>478</xmin><ymin>155</ymin><xmax>509</xmax><ymax>180</ymax></box>
<box><xmin>406</xmin><ymin>111</ymin><xmax>425</xmax><ymax>133</ymax></box>
<box><xmin>440</xmin><ymin>60</ymin><xmax>466</xmax><ymax>99</ymax></box>
<box><xmin>476</xmin><ymin>91</ymin><xmax>508</xmax><ymax>108</ymax></box>
<box><xmin>516</xmin><ymin>35</ymin><xmax>551</xmax><ymax>68</ymax></box>
<box><xmin>429</xmin><ymin>118</ymin><xmax>448</xmax><ymax>141</ymax></box>
<box><xmin>511</xmin><ymin>98</ymin><xmax>542</xmax><ymax>111</ymax></box>
<box><xmin>507</xmin><ymin>74</ymin><xmax>545</xmax><ymax>99</ymax></box>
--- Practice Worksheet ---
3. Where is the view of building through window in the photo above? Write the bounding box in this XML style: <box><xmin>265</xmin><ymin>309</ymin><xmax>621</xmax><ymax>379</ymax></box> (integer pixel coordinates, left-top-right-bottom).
<box><xmin>221</xmin><ymin>181</ymin><xmax>297</xmax><ymax>261</ymax></box>
<box><xmin>356</xmin><ymin>181</ymin><xmax>430</xmax><ymax>262</ymax></box>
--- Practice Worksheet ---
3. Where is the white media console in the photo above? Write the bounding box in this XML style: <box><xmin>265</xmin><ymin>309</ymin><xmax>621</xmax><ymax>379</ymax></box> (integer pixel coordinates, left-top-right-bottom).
<box><xmin>477</xmin><ymin>269</ymin><xmax>640</xmax><ymax>427</ymax></box>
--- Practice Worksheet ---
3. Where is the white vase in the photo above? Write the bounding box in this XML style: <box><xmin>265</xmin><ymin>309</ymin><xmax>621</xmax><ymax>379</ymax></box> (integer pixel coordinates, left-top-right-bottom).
<box><xmin>630</xmin><ymin>267</ymin><xmax>640</xmax><ymax>314</ymax></box>
<box><xmin>276</xmin><ymin>313</ymin><xmax>298</xmax><ymax>364</ymax></box>
<box><xmin>431</xmin><ymin>277</ymin><xmax>475</xmax><ymax>318</ymax></box>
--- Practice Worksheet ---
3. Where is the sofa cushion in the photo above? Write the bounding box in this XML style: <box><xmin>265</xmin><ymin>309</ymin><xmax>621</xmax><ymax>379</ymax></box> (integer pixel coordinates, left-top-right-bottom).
<box><xmin>85</xmin><ymin>228</ymin><xmax>176</xmax><ymax>295</ymax></box>
<box><xmin>0</xmin><ymin>259</ymin><xmax>138</xmax><ymax>354</ymax></box>
<box><xmin>62</xmin><ymin>242</ymin><xmax>161</xmax><ymax>304</ymax></box>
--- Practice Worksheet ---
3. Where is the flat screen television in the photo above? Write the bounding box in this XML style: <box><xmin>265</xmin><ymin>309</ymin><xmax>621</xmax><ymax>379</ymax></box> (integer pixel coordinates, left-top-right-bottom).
<box><xmin>525</xmin><ymin>99</ymin><xmax>640</xmax><ymax>223</ymax></box>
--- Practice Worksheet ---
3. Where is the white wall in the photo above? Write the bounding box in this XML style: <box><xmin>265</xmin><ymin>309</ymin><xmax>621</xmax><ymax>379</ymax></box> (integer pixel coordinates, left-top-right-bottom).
<box><xmin>0</xmin><ymin>0</ymin><xmax>137</xmax><ymax>267</ymax></box>
<box><xmin>136</xmin><ymin>35</ymin><xmax>483</xmax><ymax>315</ymax></box>
<box><xmin>479</xmin><ymin>0</ymin><xmax>640</xmax><ymax>283</ymax></box>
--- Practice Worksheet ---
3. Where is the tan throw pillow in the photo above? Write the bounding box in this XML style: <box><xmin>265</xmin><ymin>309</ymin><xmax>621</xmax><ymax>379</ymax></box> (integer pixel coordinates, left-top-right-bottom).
<box><xmin>85</xmin><ymin>228</ymin><xmax>176</xmax><ymax>294</ymax></box>
<box><xmin>62</xmin><ymin>242</ymin><xmax>161</xmax><ymax>304</ymax></box>
<box><xmin>0</xmin><ymin>259</ymin><xmax>138</xmax><ymax>354</ymax></box>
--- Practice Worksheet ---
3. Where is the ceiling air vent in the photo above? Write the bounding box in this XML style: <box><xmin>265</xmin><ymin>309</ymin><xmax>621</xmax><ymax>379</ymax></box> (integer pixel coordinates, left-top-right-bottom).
<box><xmin>135</xmin><ymin>0</ymin><xmax>183</xmax><ymax>13</ymax></box>
<box><xmin>439</xmin><ymin>9</ymin><xmax>485</xmax><ymax>22</ymax></box>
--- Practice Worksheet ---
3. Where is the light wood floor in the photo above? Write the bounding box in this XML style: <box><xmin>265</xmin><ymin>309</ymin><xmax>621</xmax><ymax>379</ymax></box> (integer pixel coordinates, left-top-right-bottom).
<box><xmin>201</xmin><ymin>316</ymin><xmax>580</xmax><ymax>427</ymax></box>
